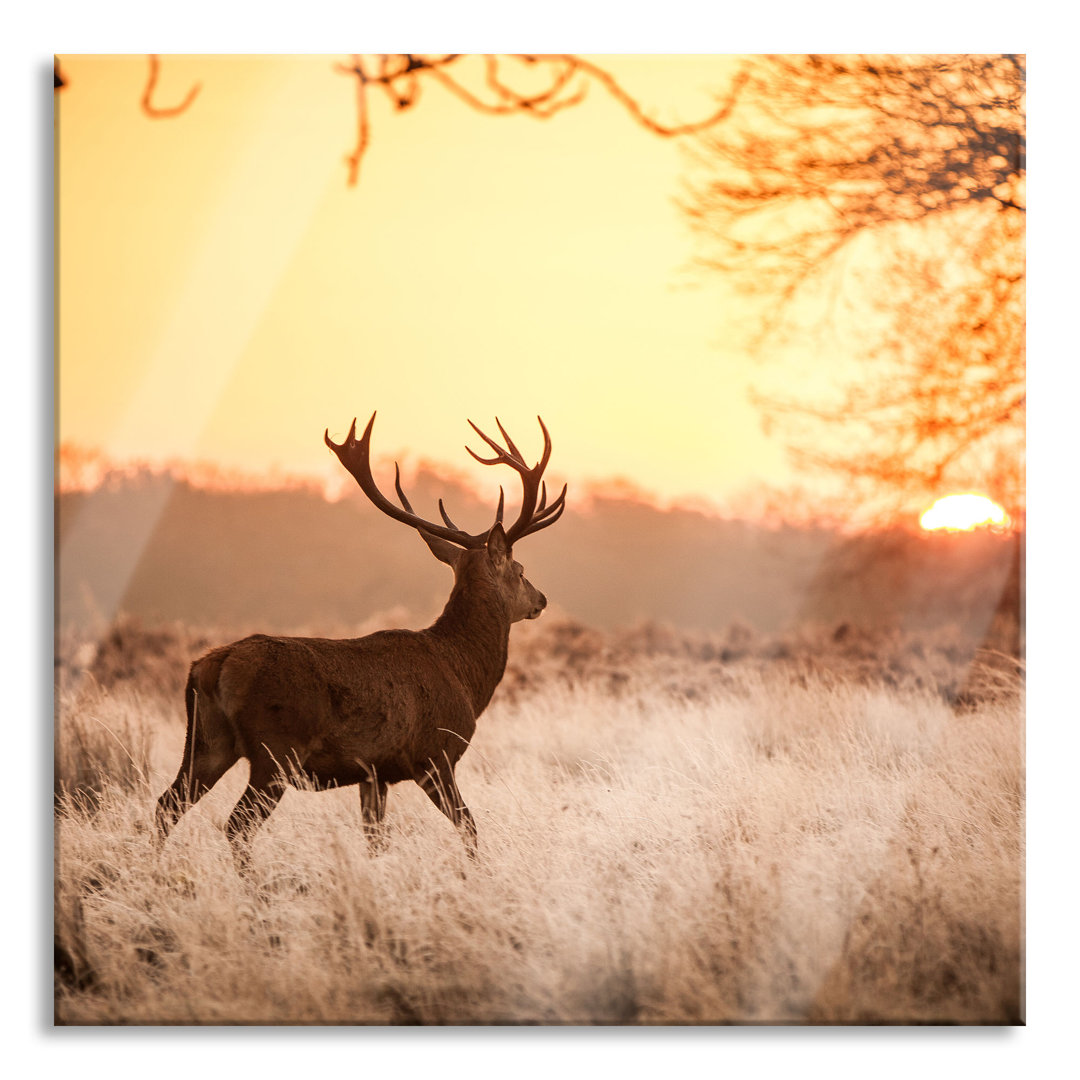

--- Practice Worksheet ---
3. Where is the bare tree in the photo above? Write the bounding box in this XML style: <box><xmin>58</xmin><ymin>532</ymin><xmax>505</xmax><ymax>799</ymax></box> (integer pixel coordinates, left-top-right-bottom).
<box><xmin>682</xmin><ymin>54</ymin><xmax>1025</xmax><ymax>514</ymax></box>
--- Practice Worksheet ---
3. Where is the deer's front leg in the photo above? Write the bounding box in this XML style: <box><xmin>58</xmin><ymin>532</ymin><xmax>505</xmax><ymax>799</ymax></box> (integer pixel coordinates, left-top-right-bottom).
<box><xmin>418</xmin><ymin>761</ymin><xmax>477</xmax><ymax>857</ymax></box>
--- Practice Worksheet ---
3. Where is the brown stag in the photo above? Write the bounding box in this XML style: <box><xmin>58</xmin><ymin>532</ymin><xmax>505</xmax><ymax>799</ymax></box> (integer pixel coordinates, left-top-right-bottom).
<box><xmin>154</xmin><ymin>413</ymin><xmax>565</xmax><ymax>863</ymax></box>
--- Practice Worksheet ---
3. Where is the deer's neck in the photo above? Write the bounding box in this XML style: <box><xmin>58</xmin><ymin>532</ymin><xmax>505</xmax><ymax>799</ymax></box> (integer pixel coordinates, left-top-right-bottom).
<box><xmin>429</xmin><ymin>581</ymin><xmax>512</xmax><ymax>713</ymax></box>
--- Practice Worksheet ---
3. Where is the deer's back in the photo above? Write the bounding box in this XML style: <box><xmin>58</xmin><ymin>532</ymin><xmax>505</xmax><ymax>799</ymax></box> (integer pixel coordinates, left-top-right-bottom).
<box><xmin>190</xmin><ymin>630</ymin><xmax>481</xmax><ymax>786</ymax></box>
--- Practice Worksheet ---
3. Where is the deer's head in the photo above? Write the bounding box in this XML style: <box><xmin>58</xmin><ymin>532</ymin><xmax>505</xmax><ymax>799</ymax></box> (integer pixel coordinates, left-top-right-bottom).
<box><xmin>325</xmin><ymin>414</ymin><xmax>565</xmax><ymax>623</ymax></box>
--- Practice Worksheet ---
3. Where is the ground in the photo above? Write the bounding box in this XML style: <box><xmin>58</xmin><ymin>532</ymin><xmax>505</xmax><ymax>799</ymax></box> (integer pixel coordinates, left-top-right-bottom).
<box><xmin>54</xmin><ymin>615</ymin><xmax>1024</xmax><ymax>1025</ymax></box>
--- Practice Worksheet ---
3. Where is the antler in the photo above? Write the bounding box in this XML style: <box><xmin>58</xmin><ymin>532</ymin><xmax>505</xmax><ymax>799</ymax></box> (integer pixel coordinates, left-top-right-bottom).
<box><xmin>326</xmin><ymin>414</ymin><xmax>491</xmax><ymax>548</ymax></box>
<box><xmin>465</xmin><ymin>416</ymin><xmax>567</xmax><ymax>544</ymax></box>
<box><xmin>326</xmin><ymin>413</ymin><xmax>566</xmax><ymax>549</ymax></box>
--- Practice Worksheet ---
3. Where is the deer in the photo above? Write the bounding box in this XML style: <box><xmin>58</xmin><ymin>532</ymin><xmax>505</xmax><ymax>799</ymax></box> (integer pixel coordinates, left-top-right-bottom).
<box><xmin>154</xmin><ymin>412</ymin><xmax>565</xmax><ymax>864</ymax></box>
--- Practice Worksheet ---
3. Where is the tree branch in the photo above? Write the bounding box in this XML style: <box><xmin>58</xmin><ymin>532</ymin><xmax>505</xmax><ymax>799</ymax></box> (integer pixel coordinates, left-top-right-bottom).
<box><xmin>552</xmin><ymin>55</ymin><xmax>751</xmax><ymax>136</ymax></box>
<box><xmin>334</xmin><ymin>54</ymin><xmax>745</xmax><ymax>186</ymax></box>
<box><xmin>140</xmin><ymin>55</ymin><xmax>201</xmax><ymax>119</ymax></box>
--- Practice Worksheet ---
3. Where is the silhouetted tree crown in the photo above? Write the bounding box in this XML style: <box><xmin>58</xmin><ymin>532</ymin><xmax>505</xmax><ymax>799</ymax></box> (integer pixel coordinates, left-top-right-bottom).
<box><xmin>683</xmin><ymin>54</ymin><xmax>1024</xmax><ymax>514</ymax></box>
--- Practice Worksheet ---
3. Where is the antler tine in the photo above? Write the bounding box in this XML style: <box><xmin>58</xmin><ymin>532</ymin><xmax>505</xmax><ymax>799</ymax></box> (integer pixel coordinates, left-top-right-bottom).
<box><xmin>517</xmin><ymin>482</ymin><xmax>568</xmax><ymax>538</ymax></box>
<box><xmin>534</xmin><ymin>415</ymin><xmax>553</xmax><ymax>472</ymax></box>
<box><xmin>438</xmin><ymin>499</ymin><xmax>459</xmax><ymax>530</ymax></box>
<box><xmin>396</xmin><ymin>456</ymin><xmax>466</xmax><ymax>539</ymax></box>
<box><xmin>393</xmin><ymin>463</ymin><xmax>415</xmax><ymax>513</ymax></box>
<box><xmin>535</xmin><ymin>482</ymin><xmax>568</xmax><ymax>523</ymax></box>
<box><xmin>466</xmin><ymin>416</ymin><xmax>551</xmax><ymax>473</ymax></box>
<box><xmin>495</xmin><ymin>418</ymin><xmax>526</xmax><ymax>464</ymax></box>
<box><xmin>465</xmin><ymin>444</ymin><xmax>501</xmax><ymax>467</ymax></box>
<box><xmin>465</xmin><ymin>419</ymin><xmax>517</xmax><ymax>468</ymax></box>
<box><xmin>522</xmin><ymin>478</ymin><xmax>561</xmax><ymax>528</ymax></box>
<box><xmin>324</xmin><ymin>415</ymin><xmax>361</xmax><ymax>451</ymax></box>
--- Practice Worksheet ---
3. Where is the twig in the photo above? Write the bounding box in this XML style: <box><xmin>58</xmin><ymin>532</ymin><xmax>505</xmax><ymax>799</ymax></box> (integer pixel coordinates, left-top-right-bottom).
<box><xmin>141</xmin><ymin>55</ymin><xmax>201</xmax><ymax>119</ymax></box>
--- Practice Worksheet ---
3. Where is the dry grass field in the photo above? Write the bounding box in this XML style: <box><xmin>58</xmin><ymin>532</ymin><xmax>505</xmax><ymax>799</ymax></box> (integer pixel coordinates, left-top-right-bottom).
<box><xmin>54</xmin><ymin>615</ymin><xmax>1023</xmax><ymax>1025</ymax></box>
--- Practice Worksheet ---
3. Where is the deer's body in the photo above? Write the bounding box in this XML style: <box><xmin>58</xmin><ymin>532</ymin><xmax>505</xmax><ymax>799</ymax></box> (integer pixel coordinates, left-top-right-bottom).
<box><xmin>188</xmin><ymin>626</ymin><xmax>495</xmax><ymax>788</ymax></box>
<box><xmin>155</xmin><ymin>414</ymin><xmax>563</xmax><ymax>862</ymax></box>
<box><xmin>176</xmin><ymin>564</ymin><xmax>512</xmax><ymax>799</ymax></box>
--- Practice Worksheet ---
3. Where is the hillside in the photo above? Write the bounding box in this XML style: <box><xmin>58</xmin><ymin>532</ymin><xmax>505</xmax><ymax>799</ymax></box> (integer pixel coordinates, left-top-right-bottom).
<box><xmin>56</xmin><ymin>468</ymin><xmax>1020</xmax><ymax>648</ymax></box>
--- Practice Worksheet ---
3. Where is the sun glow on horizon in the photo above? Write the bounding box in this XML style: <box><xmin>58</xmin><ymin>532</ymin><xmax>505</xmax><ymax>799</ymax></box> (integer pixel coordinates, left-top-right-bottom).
<box><xmin>919</xmin><ymin>493</ymin><xmax>1010</xmax><ymax>533</ymax></box>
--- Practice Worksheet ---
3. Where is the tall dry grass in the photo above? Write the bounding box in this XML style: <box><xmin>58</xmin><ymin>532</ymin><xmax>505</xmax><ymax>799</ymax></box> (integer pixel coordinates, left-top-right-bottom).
<box><xmin>54</xmin><ymin>617</ymin><xmax>1023</xmax><ymax>1024</ymax></box>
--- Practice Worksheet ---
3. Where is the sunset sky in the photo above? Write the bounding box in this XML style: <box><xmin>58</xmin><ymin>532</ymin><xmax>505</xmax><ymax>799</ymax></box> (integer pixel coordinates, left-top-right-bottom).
<box><xmin>56</xmin><ymin>54</ymin><xmax>805</xmax><ymax>510</ymax></box>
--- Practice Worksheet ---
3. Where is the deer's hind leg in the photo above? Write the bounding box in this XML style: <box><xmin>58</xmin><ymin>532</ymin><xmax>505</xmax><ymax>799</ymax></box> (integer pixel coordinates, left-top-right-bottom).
<box><xmin>155</xmin><ymin>688</ymin><xmax>240</xmax><ymax>841</ymax></box>
<box><xmin>155</xmin><ymin>748</ymin><xmax>237</xmax><ymax>839</ymax></box>
<box><xmin>223</xmin><ymin>754</ymin><xmax>288</xmax><ymax>872</ymax></box>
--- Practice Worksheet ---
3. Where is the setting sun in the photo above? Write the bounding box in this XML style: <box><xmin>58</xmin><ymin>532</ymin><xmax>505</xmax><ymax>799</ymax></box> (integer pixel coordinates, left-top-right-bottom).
<box><xmin>919</xmin><ymin>493</ymin><xmax>1010</xmax><ymax>532</ymax></box>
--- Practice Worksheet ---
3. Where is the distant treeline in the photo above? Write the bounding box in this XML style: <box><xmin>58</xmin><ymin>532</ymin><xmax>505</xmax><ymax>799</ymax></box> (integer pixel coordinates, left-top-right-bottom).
<box><xmin>56</xmin><ymin>467</ymin><xmax>1021</xmax><ymax>644</ymax></box>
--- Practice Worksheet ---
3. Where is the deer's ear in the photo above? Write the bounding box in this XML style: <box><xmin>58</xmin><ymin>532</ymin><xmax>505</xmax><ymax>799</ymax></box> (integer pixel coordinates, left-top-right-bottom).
<box><xmin>418</xmin><ymin>529</ymin><xmax>463</xmax><ymax>569</ymax></box>
<box><xmin>486</xmin><ymin>522</ymin><xmax>511</xmax><ymax>564</ymax></box>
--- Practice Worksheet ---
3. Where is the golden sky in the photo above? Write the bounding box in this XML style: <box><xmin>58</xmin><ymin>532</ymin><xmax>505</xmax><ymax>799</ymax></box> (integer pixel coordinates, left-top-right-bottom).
<box><xmin>56</xmin><ymin>54</ymin><xmax>796</xmax><ymax>508</ymax></box>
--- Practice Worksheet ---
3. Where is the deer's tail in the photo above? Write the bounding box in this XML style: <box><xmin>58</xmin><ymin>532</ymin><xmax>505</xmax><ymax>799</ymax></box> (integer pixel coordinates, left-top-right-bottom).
<box><xmin>178</xmin><ymin>666</ymin><xmax>199</xmax><ymax>770</ymax></box>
